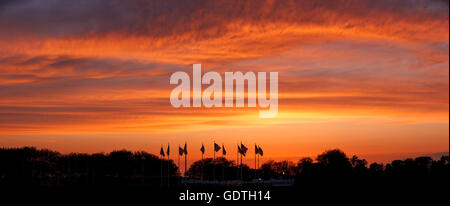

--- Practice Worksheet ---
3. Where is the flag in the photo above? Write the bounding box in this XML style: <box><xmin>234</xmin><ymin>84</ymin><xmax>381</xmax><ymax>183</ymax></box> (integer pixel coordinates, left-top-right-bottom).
<box><xmin>222</xmin><ymin>144</ymin><xmax>226</xmax><ymax>155</ymax></box>
<box><xmin>240</xmin><ymin>143</ymin><xmax>248</xmax><ymax>156</ymax></box>
<box><xmin>238</xmin><ymin>145</ymin><xmax>241</xmax><ymax>154</ymax></box>
<box><xmin>214</xmin><ymin>143</ymin><xmax>221</xmax><ymax>152</ymax></box>
<box><xmin>179</xmin><ymin>146</ymin><xmax>184</xmax><ymax>156</ymax></box>
<box><xmin>183</xmin><ymin>143</ymin><xmax>188</xmax><ymax>155</ymax></box>
<box><xmin>255</xmin><ymin>145</ymin><xmax>263</xmax><ymax>156</ymax></box>
<box><xmin>200</xmin><ymin>144</ymin><xmax>205</xmax><ymax>154</ymax></box>
<box><xmin>160</xmin><ymin>146</ymin><xmax>165</xmax><ymax>157</ymax></box>
<box><xmin>166</xmin><ymin>144</ymin><xmax>170</xmax><ymax>156</ymax></box>
<box><xmin>258</xmin><ymin>146</ymin><xmax>264</xmax><ymax>156</ymax></box>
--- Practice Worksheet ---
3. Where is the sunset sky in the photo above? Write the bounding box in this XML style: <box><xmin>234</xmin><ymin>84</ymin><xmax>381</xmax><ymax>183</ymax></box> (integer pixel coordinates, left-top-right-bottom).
<box><xmin>0</xmin><ymin>0</ymin><xmax>448</xmax><ymax>168</ymax></box>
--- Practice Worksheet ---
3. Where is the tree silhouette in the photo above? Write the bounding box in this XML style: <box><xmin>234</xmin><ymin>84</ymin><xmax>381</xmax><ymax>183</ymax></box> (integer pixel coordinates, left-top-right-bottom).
<box><xmin>316</xmin><ymin>149</ymin><xmax>353</xmax><ymax>177</ymax></box>
<box><xmin>351</xmin><ymin>155</ymin><xmax>368</xmax><ymax>176</ymax></box>
<box><xmin>260</xmin><ymin>160</ymin><xmax>296</xmax><ymax>180</ymax></box>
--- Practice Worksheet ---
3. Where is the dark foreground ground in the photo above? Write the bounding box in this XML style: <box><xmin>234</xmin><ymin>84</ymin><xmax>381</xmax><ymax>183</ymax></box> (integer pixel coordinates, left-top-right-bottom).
<box><xmin>1</xmin><ymin>177</ymin><xmax>448</xmax><ymax>205</ymax></box>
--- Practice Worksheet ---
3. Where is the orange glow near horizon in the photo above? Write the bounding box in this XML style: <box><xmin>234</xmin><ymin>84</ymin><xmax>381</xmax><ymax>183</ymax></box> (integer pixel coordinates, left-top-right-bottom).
<box><xmin>0</xmin><ymin>0</ymin><xmax>448</xmax><ymax>167</ymax></box>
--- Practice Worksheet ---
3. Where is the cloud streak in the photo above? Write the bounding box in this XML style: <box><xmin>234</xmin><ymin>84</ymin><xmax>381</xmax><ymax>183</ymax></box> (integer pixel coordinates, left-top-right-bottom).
<box><xmin>0</xmin><ymin>0</ymin><xmax>448</xmax><ymax>64</ymax></box>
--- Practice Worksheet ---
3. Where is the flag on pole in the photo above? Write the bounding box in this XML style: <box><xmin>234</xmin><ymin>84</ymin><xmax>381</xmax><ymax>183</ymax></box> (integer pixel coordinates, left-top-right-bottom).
<box><xmin>167</xmin><ymin>144</ymin><xmax>170</xmax><ymax>156</ymax></box>
<box><xmin>222</xmin><ymin>144</ymin><xmax>226</xmax><ymax>155</ymax></box>
<box><xmin>257</xmin><ymin>146</ymin><xmax>264</xmax><ymax>156</ymax></box>
<box><xmin>183</xmin><ymin>142</ymin><xmax>187</xmax><ymax>176</ymax></box>
<box><xmin>179</xmin><ymin>146</ymin><xmax>184</xmax><ymax>156</ymax></box>
<box><xmin>240</xmin><ymin>143</ymin><xmax>248</xmax><ymax>156</ymax></box>
<box><xmin>160</xmin><ymin>145</ymin><xmax>165</xmax><ymax>157</ymax></box>
<box><xmin>178</xmin><ymin>144</ymin><xmax>181</xmax><ymax>173</ymax></box>
<box><xmin>200</xmin><ymin>144</ymin><xmax>205</xmax><ymax>154</ymax></box>
<box><xmin>167</xmin><ymin>143</ymin><xmax>170</xmax><ymax>186</ymax></box>
<box><xmin>214</xmin><ymin>143</ymin><xmax>221</xmax><ymax>152</ymax></box>
<box><xmin>160</xmin><ymin>145</ymin><xmax>164</xmax><ymax>187</ymax></box>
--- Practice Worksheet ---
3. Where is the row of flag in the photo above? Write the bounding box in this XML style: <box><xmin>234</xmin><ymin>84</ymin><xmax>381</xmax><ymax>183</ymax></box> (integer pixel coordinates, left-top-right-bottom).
<box><xmin>159</xmin><ymin>143</ymin><xmax>188</xmax><ymax>157</ymax></box>
<box><xmin>158</xmin><ymin>143</ymin><xmax>263</xmax><ymax>157</ymax></box>
<box><xmin>158</xmin><ymin>142</ymin><xmax>264</xmax><ymax>179</ymax></box>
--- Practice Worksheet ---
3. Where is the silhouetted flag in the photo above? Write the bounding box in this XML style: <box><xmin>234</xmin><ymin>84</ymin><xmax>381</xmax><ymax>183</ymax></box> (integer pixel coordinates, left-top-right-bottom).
<box><xmin>200</xmin><ymin>144</ymin><xmax>205</xmax><ymax>154</ymax></box>
<box><xmin>240</xmin><ymin>143</ymin><xmax>248</xmax><ymax>156</ymax></box>
<box><xmin>258</xmin><ymin>146</ymin><xmax>263</xmax><ymax>156</ymax></box>
<box><xmin>160</xmin><ymin>146</ymin><xmax>165</xmax><ymax>157</ymax></box>
<box><xmin>222</xmin><ymin>144</ymin><xmax>226</xmax><ymax>155</ymax></box>
<box><xmin>255</xmin><ymin>145</ymin><xmax>258</xmax><ymax>154</ymax></box>
<box><xmin>183</xmin><ymin>143</ymin><xmax>188</xmax><ymax>155</ymax></box>
<box><xmin>214</xmin><ymin>143</ymin><xmax>221</xmax><ymax>152</ymax></box>
<box><xmin>179</xmin><ymin>146</ymin><xmax>184</xmax><ymax>156</ymax></box>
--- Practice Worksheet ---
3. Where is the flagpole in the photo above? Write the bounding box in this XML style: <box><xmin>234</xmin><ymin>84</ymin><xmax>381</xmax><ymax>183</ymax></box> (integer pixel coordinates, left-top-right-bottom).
<box><xmin>178</xmin><ymin>144</ymin><xmax>180</xmax><ymax>174</ymax></box>
<box><xmin>257</xmin><ymin>153</ymin><xmax>260</xmax><ymax>179</ymax></box>
<box><xmin>184</xmin><ymin>142</ymin><xmax>187</xmax><ymax>177</ymax></box>
<box><xmin>240</xmin><ymin>151</ymin><xmax>243</xmax><ymax>181</ymax></box>
<box><xmin>222</xmin><ymin>143</ymin><xmax>225</xmax><ymax>182</ymax></box>
<box><xmin>258</xmin><ymin>154</ymin><xmax>260</xmax><ymax>169</ymax></box>
<box><xmin>255</xmin><ymin>143</ymin><xmax>257</xmax><ymax>179</ymax></box>
<box><xmin>167</xmin><ymin>143</ymin><xmax>170</xmax><ymax>187</ymax></box>
<box><xmin>236</xmin><ymin>144</ymin><xmax>239</xmax><ymax>180</ymax></box>
<box><xmin>160</xmin><ymin>145</ymin><xmax>163</xmax><ymax>188</ymax></box>
<box><xmin>201</xmin><ymin>152</ymin><xmax>203</xmax><ymax>181</ymax></box>
<box><xmin>240</xmin><ymin>142</ymin><xmax>243</xmax><ymax>181</ymax></box>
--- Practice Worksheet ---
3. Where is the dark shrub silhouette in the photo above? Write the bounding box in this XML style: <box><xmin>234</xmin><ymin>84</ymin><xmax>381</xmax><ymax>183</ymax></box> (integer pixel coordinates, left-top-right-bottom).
<box><xmin>260</xmin><ymin>160</ymin><xmax>296</xmax><ymax>180</ymax></box>
<box><xmin>187</xmin><ymin>157</ymin><xmax>250</xmax><ymax>180</ymax></box>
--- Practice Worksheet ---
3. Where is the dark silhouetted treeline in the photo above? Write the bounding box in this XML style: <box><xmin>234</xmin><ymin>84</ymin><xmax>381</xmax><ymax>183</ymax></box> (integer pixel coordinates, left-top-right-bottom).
<box><xmin>0</xmin><ymin>147</ymin><xmax>178</xmax><ymax>188</ymax></box>
<box><xmin>0</xmin><ymin>147</ymin><xmax>448</xmax><ymax>188</ymax></box>
<box><xmin>186</xmin><ymin>149</ymin><xmax>449</xmax><ymax>182</ymax></box>
<box><xmin>293</xmin><ymin>149</ymin><xmax>449</xmax><ymax>185</ymax></box>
